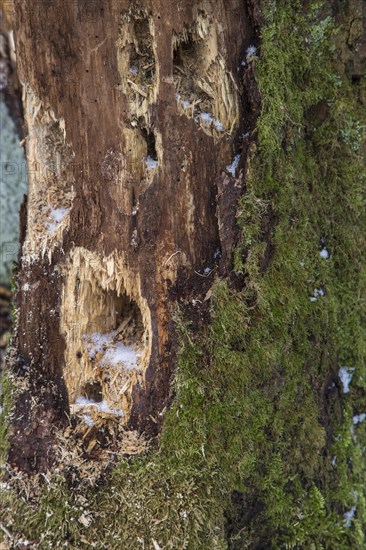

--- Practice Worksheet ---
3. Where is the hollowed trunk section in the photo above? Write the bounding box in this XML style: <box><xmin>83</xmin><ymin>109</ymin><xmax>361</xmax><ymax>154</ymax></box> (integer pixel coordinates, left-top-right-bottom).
<box><xmin>62</xmin><ymin>247</ymin><xmax>151</xmax><ymax>425</ymax></box>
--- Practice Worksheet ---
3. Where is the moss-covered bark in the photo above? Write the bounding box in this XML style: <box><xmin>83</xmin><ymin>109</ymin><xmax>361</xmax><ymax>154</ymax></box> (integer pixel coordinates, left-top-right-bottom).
<box><xmin>1</xmin><ymin>0</ymin><xmax>366</xmax><ymax>548</ymax></box>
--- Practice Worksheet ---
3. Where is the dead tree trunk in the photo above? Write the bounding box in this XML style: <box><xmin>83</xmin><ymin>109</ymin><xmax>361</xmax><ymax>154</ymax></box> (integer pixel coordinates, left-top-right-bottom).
<box><xmin>6</xmin><ymin>0</ymin><xmax>259</xmax><ymax>472</ymax></box>
<box><xmin>2</xmin><ymin>0</ymin><xmax>366</xmax><ymax>548</ymax></box>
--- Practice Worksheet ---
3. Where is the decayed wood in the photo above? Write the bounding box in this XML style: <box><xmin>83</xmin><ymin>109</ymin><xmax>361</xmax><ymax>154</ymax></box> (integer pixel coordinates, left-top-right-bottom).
<box><xmin>7</xmin><ymin>0</ymin><xmax>259</xmax><ymax>473</ymax></box>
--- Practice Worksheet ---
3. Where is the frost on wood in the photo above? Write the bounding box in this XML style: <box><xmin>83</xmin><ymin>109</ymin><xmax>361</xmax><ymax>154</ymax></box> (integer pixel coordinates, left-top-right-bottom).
<box><xmin>61</xmin><ymin>247</ymin><xmax>151</xmax><ymax>422</ymax></box>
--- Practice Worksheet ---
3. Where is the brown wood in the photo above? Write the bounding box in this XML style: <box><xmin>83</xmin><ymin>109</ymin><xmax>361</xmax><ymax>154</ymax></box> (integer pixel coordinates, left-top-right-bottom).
<box><xmin>7</xmin><ymin>0</ymin><xmax>259</xmax><ymax>473</ymax></box>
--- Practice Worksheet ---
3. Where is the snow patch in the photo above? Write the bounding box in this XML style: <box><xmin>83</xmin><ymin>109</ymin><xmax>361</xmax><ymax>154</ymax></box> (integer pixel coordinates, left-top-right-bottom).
<box><xmin>338</xmin><ymin>366</ymin><xmax>355</xmax><ymax>394</ymax></box>
<box><xmin>46</xmin><ymin>207</ymin><xmax>69</xmax><ymax>234</ymax></box>
<box><xmin>319</xmin><ymin>248</ymin><xmax>329</xmax><ymax>259</ymax></box>
<box><xmin>145</xmin><ymin>156</ymin><xmax>158</xmax><ymax>170</ymax></box>
<box><xmin>176</xmin><ymin>95</ymin><xmax>224</xmax><ymax>132</ymax></box>
<box><xmin>344</xmin><ymin>506</ymin><xmax>356</xmax><ymax>527</ymax></box>
<box><xmin>84</xmin><ymin>332</ymin><xmax>142</xmax><ymax>371</ymax></box>
<box><xmin>101</xmin><ymin>341</ymin><xmax>142</xmax><ymax>371</ymax></box>
<box><xmin>82</xmin><ymin>414</ymin><xmax>94</xmax><ymax>427</ymax></box>
<box><xmin>75</xmin><ymin>395</ymin><xmax>123</xmax><ymax>417</ymax></box>
<box><xmin>85</xmin><ymin>332</ymin><xmax>114</xmax><ymax>359</ymax></box>
<box><xmin>200</xmin><ymin>112</ymin><xmax>213</xmax><ymax>125</ymax></box>
<box><xmin>213</xmin><ymin>119</ymin><xmax>224</xmax><ymax>132</ymax></box>
<box><xmin>353</xmin><ymin>413</ymin><xmax>366</xmax><ymax>425</ymax></box>
<box><xmin>246</xmin><ymin>45</ymin><xmax>257</xmax><ymax>61</ymax></box>
<box><xmin>309</xmin><ymin>287</ymin><xmax>325</xmax><ymax>302</ymax></box>
<box><xmin>226</xmin><ymin>154</ymin><xmax>241</xmax><ymax>177</ymax></box>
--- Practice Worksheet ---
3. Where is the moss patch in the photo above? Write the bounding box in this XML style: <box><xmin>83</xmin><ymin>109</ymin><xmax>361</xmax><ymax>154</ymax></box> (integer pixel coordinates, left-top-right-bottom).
<box><xmin>0</xmin><ymin>369</ymin><xmax>12</xmax><ymax>466</ymax></box>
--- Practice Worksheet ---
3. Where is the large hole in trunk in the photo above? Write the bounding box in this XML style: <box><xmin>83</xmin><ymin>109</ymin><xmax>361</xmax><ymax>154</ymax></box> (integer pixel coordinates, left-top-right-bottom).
<box><xmin>62</xmin><ymin>249</ymin><xmax>151</xmax><ymax>426</ymax></box>
<box><xmin>172</xmin><ymin>10</ymin><xmax>238</xmax><ymax>137</ymax></box>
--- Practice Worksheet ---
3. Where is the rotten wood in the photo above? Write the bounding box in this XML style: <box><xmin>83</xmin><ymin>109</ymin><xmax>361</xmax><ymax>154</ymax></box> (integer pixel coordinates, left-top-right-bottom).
<box><xmin>6</xmin><ymin>0</ymin><xmax>260</xmax><ymax>474</ymax></box>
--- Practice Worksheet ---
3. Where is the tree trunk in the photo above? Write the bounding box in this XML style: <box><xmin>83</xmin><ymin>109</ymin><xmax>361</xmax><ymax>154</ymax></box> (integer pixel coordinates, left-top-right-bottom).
<box><xmin>1</xmin><ymin>0</ymin><xmax>366</xmax><ymax>548</ymax></box>
<box><xmin>5</xmin><ymin>0</ymin><xmax>259</xmax><ymax>472</ymax></box>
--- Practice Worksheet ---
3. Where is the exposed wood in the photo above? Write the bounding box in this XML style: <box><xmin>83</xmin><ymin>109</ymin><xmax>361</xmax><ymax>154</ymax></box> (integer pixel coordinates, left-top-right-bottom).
<box><xmin>7</xmin><ymin>0</ymin><xmax>258</xmax><ymax>473</ymax></box>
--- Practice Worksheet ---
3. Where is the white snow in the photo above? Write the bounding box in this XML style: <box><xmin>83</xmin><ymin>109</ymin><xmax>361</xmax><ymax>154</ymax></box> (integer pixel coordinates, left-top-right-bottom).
<box><xmin>200</xmin><ymin>112</ymin><xmax>224</xmax><ymax>132</ymax></box>
<box><xmin>75</xmin><ymin>396</ymin><xmax>123</xmax><ymax>417</ymax></box>
<box><xmin>46</xmin><ymin>207</ymin><xmax>69</xmax><ymax>234</ymax></box>
<box><xmin>344</xmin><ymin>506</ymin><xmax>356</xmax><ymax>527</ymax></box>
<box><xmin>246</xmin><ymin>45</ymin><xmax>257</xmax><ymax>61</ymax></box>
<box><xmin>85</xmin><ymin>332</ymin><xmax>142</xmax><ymax>371</ymax></box>
<box><xmin>320</xmin><ymin>248</ymin><xmax>329</xmax><ymax>259</ymax></box>
<box><xmin>145</xmin><ymin>156</ymin><xmax>158</xmax><ymax>170</ymax></box>
<box><xmin>353</xmin><ymin>413</ymin><xmax>366</xmax><ymax>425</ymax></box>
<box><xmin>200</xmin><ymin>112</ymin><xmax>213</xmax><ymax>125</ymax></box>
<box><xmin>176</xmin><ymin>94</ymin><xmax>224</xmax><ymax>130</ymax></box>
<box><xmin>85</xmin><ymin>332</ymin><xmax>114</xmax><ymax>359</ymax></box>
<box><xmin>226</xmin><ymin>154</ymin><xmax>241</xmax><ymax>177</ymax></box>
<box><xmin>82</xmin><ymin>414</ymin><xmax>94</xmax><ymax>427</ymax></box>
<box><xmin>213</xmin><ymin>119</ymin><xmax>224</xmax><ymax>132</ymax></box>
<box><xmin>22</xmin><ymin>283</ymin><xmax>30</xmax><ymax>291</ymax></box>
<box><xmin>198</xmin><ymin>112</ymin><xmax>224</xmax><ymax>132</ymax></box>
<box><xmin>176</xmin><ymin>93</ymin><xmax>191</xmax><ymax>111</ymax></box>
<box><xmin>309</xmin><ymin>288</ymin><xmax>325</xmax><ymax>302</ymax></box>
<box><xmin>338</xmin><ymin>366</ymin><xmax>355</xmax><ymax>393</ymax></box>
<box><xmin>101</xmin><ymin>341</ymin><xmax>142</xmax><ymax>371</ymax></box>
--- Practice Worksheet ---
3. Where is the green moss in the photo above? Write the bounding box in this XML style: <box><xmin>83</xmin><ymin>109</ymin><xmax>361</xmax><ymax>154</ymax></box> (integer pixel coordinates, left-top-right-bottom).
<box><xmin>0</xmin><ymin>369</ymin><xmax>13</xmax><ymax>466</ymax></box>
<box><xmin>1</xmin><ymin>0</ymin><xmax>366</xmax><ymax>548</ymax></box>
